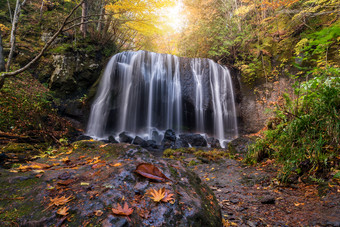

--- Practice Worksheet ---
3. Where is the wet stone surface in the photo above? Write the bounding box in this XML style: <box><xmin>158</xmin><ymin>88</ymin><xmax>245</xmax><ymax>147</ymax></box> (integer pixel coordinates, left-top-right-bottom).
<box><xmin>0</xmin><ymin>141</ymin><xmax>222</xmax><ymax>226</ymax></box>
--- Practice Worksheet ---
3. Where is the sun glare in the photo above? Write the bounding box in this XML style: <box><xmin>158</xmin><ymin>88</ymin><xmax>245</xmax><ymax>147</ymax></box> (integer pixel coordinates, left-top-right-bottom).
<box><xmin>160</xmin><ymin>1</ymin><xmax>186</xmax><ymax>32</ymax></box>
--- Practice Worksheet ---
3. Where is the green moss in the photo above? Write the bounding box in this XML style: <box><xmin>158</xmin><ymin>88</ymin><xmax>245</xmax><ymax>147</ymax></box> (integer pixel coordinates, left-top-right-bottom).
<box><xmin>194</xmin><ymin>149</ymin><xmax>227</xmax><ymax>161</ymax></box>
<box><xmin>2</xmin><ymin>143</ymin><xmax>35</xmax><ymax>153</ymax></box>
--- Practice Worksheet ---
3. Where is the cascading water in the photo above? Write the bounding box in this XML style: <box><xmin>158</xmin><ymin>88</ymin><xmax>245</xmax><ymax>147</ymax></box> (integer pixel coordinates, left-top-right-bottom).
<box><xmin>86</xmin><ymin>50</ymin><xmax>238</xmax><ymax>146</ymax></box>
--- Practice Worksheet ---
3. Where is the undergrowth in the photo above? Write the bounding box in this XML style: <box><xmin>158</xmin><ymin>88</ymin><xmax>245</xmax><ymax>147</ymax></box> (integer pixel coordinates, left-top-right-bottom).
<box><xmin>0</xmin><ymin>73</ymin><xmax>75</xmax><ymax>143</ymax></box>
<box><xmin>247</xmin><ymin>69</ymin><xmax>340</xmax><ymax>183</ymax></box>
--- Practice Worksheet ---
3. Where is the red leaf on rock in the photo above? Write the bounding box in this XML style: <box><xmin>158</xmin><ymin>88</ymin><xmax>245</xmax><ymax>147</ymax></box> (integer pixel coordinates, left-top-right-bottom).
<box><xmin>135</xmin><ymin>163</ymin><xmax>170</xmax><ymax>182</ymax></box>
<box><xmin>112</xmin><ymin>202</ymin><xmax>133</xmax><ymax>216</ymax></box>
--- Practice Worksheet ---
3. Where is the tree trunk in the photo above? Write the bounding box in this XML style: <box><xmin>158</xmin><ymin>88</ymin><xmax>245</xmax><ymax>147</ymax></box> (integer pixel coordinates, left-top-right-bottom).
<box><xmin>80</xmin><ymin>0</ymin><xmax>88</xmax><ymax>38</ymax></box>
<box><xmin>97</xmin><ymin>0</ymin><xmax>105</xmax><ymax>32</ymax></box>
<box><xmin>0</xmin><ymin>34</ymin><xmax>5</xmax><ymax>72</ymax></box>
<box><xmin>6</xmin><ymin>0</ymin><xmax>27</xmax><ymax>72</ymax></box>
<box><xmin>0</xmin><ymin>1</ymin><xmax>84</xmax><ymax>90</ymax></box>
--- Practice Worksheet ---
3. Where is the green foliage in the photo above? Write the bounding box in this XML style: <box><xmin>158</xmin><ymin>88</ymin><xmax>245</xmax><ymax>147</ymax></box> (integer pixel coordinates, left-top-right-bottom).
<box><xmin>247</xmin><ymin>69</ymin><xmax>340</xmax><ymax>182</ymax></box>
<box><xmin>0</xmin><ymin>74</ymin><xmax>73</xmax><ymax>142</ymax></box>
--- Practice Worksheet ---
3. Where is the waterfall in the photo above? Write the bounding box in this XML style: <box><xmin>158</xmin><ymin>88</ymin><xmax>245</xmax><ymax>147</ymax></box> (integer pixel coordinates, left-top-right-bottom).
<box><xmin>86</xmin><ymin>50</ymin><xmax>238</xmax><ymax>145</ymax></box>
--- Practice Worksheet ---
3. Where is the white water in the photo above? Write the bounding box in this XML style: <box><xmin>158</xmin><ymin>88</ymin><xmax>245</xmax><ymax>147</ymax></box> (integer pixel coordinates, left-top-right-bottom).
<box><xmin>86</xmin><ymin>51</ymin><xmax>238</xmax><ymax>145</ymax></box>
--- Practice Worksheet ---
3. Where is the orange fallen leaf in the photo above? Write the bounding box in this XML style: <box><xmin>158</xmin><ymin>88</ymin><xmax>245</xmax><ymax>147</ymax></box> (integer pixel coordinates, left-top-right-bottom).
<box><xmin>148</xmin><ymin>188</ymin><xmax>166</xmax><ymax>202</ymax></box>
<box><xmin>161</xmin><ymin>191</ymin><xmax>175</xmax><ymax>203</ymax></box>
<box><xmin>61</xmin><ymin>157</ymin><xmax>70</xmax><ymax>164</ymax></box>
<box><xmin>57</xmin><ymin>179</ymin><xmax>75</xmax><ymax>186</ymax></box>
<box><xmin>112</xmin><ymin>202</ymin><xmax>133</xmax><ymax>216</ymax></box>
<box><xmin>113</xmin><ymin>163</ymin><xmax>122</xmax><ymax>167</ymax></box>
<box><xmin>94</xmin><ymin>210</ymin><xmax>103</xmax><ymax>216</ymax></box>
<box><xmin>99</xmin><ymin>144</ymin><xmax>108</xmax><ymax>148</ymax></box>
<box><xmin>294</xmin><ymin>202</ymin><xmax>304</xmax><ymax>207</ymax></box>
<box><xmin>147</xmin><ymin>188</ymin><xmax>175</xmax><ymax>203</ymax></box>
<box><xmin>17</xmin><ymin>162</ymin><xmax>51</xmax><ymax>172</ymax></box>
<box><xmin>57</xmin><ymin>206</ymin><xmax>69</xmax><ymax>216</ymax></box>
<box><xmin>66</xmin><ymin>148</ymin><xmax>73</xmax><ymax>155</ymax></box>
<box><xmin>49</xmin><ymin>195</ymin><xmax>72</xmax><ymax>207</ymax></box>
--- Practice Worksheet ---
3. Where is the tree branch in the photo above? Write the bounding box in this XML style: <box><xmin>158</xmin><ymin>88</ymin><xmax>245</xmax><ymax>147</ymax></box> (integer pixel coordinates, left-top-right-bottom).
<box><xmin>0</xmin><ymin>0</ymin><xmax>84</xmax><ymax>89</ymax></box>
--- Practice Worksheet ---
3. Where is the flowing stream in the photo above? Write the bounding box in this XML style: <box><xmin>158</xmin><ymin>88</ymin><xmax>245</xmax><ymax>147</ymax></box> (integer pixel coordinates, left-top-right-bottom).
<box><xmin>87</xmin><ymin>51</ymin><xmax>238</xmax><ymax>145</ymax></box>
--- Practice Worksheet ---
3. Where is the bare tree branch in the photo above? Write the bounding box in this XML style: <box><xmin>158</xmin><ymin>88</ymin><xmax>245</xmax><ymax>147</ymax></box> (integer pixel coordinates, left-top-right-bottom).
<box><xmin>0</xmin><ymin>0</ymin><xmax>84</xmax><ymax>89</ymax></box>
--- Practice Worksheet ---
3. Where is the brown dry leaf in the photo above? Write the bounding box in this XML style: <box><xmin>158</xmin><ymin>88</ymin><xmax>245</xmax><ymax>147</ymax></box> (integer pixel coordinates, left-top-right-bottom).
<box><xmin>57</xmin><ymin>179</ymin><xmax>75</xmax><ymax>186</ymax></box>
<box><xmin>112</xmin><ymin>202</ymin><xmax>133</xmax><ymax>216</ymax></box>
<box><xmin>17</xmin><ymin>162</ymin><xmax>51</xmax><ymax>172</ymax></box>
<box><xmin>61</xmin><ymin>157</ymin><xmax>70</xmax><ymax>164</ymax></box>
<box><xmin>148</xmin><ymin>188</ymin><xmax>166</xmax><ymax>202</ymax></box>
<box><xmin>135</xmin><ymin>163</ymin><xmax>170</xmax><ymax>182</ymax></box>
<box><xmin>49</xmin><ymin>195</ymin><xmax>72</xmax><ymax>207</ymax></box>
<box><xmin>57</xmin><ymin>206</ymin><xmax>69</xmax><ymax>216</ymax></box>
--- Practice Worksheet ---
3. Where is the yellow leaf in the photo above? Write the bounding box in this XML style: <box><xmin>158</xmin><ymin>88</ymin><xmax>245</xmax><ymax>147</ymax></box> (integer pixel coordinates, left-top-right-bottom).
<box><xmin>49</xmin><ymin>195</ymin><xmax>72</xmax><ymax>207</ymax></box>
<box><xmin>294</xmin><ymin>202</ymin><xmax>304</xmax><ymax>207</ymax></box>
<box><xmin>57</xmin><ymin>206</ymin><xmax>69</xmax><ymax>216</ymax></box>
<box><xmin>147</xmin><ymin>188</ymin><xmax>166</xmax><ymax>202</ymax></box>
<box><xmin>94</xmin><ymin>210</ymin><xmax>103</xmax><ymax>216</ymax></box>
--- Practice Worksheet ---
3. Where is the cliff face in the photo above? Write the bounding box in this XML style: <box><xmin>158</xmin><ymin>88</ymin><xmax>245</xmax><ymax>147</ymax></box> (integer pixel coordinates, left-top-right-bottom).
<box><xmin>230</xmin><ymin>68</ymin><xmax>294</xmax><ymax>134</ymax></box>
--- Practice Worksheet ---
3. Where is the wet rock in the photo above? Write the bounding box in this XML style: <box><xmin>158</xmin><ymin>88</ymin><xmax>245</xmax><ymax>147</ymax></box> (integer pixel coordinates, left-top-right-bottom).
<box><xmin>119</xmin><ymin>132</ymin><xmax>133</xmax><ymax>143</ymax></box>
<box><xmin>108</xmin><ymin>136</ymin><xmax>119</xmax><ymax>143</ymax></box>
<box><xmin>164</xmin><ymin>129</ymin><xmax>176</xmax><ymax>142</ymax></box>
<box><xmin>227</xmin><ymin>136</ymin><xmax>256</xmax><ymax>154</ymax></box>
<box><xmin>76</xmin><ymin>135</ymin><xmax>92</xmax><ymax>141</ymax></box>
<box><xmin>0</xmin><ymin>142</ymin><xmax>222</xmax><ymax>226</ymax></box>
<box><xmin>175</xmin><ymin>138</ymin><xmax>189</xmax><ymax>148</ymax></box>
<box><xmin>161</xmin><ymin>129</ymin><xmax>177</xmax><ymax>149</ymax></box>
<box><xmin>179</xmin><ymin>134</ymin><xmax>207</xmax><ymax>147</ymax></box>
<box><xmin>260</xmin><ymin>196</ymin><xmax>275</xmax><ymax>204</ymax></box>
<box><xmin>207</xmin><ymin>137</ymin><xmax>221</xmax><ymax>148</ymax></box>
<box><xmin>132</xmin><ymin>136</ymin><xmax>147</xmax><ymax>147</ymax></box>
<box><xmin>145</xmin><ymin>140</ymin><xmax>158</xmax><ymax>149</ymax></box>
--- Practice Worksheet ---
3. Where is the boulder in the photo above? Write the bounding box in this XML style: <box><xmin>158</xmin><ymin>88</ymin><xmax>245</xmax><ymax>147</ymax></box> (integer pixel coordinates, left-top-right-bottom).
<box><xmin>179</xmin><ymin>134</ymin><xmax>207</xmax><ymax>147</ymax></box>
<box><xmin>0</xmin><ymin>141</ymin><xmax>222</xmax><ymax>226</ymax></box>
<box><xmin>132</xmin><ymin>136</ymin><xmax>147</xmax><ymax>147</ymax></box>
<box><xmin>119</xmin><ymin>132</ymin><xmax>133</xmax><ymax>144</ymax></box>
<box><xmin>76</xmin><ymin>135</ymin><xmax>92</xmax><ymax>141</ymax></box>
<box><xmin>161</xmin><ymin>129</ymin><xmax>177</xmax><ymax>149</ymax></box>
<box><xmin>207</xmin><ymin>137</ymin><xmax>221</xmax><ymax>148</ymax></box>
<box><xmin>164</xmin><ymin>129</ymin><xmax>176</xmax><ymax>142</ymax></box>
<box><xmin>108</xmin><ymin>136</ymin><xmax>119</xmax><ymax>143</ymax></box>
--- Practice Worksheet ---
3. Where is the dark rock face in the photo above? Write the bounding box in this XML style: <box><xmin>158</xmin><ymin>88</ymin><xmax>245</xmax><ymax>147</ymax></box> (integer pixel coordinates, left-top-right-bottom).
<box><xmin>179</xmin><ymin>134</ymin><xmax>207</xmax><ymax>147</ymax></box>
<box><xmin>207</xmin><ymin>137</ymin><xmax>221</xmax><ymax>148</ymax></box>
<box><xmin>0</xmin><ymin>141</ymin><xmax>222</xmax><ymax>226</ymax></box>
<box><xmin>132</xmin><ymin>136</ymin><xmax>147</xmax><ymax>147</ymax></box>
<box><xmin>119</xmin><ymin>132</ymin><xmax>133</xmax><ymax>143</ymax></box>
<box><xmin>161</xmin><ymin>129</ymin><xmax>177</xmax><ymax>149</ymax></box>
<box><xmin>108</xmin><ymin>136</ymin><xmax>118</xmax><ymax>143</ymax></box>
<box><xmin>164</xmin><ymin>129</ymin><xmax>176</xmax><ymax>142</ymax></box>
<box><xmin>76</xmin><ymin>135</ymin><xmax>92</xmax><ymax>141</ymax></box>
<box><xmin>227</xmin><ymin>136</ymin><xmax>256</xmax><ymax>154</ymax></box>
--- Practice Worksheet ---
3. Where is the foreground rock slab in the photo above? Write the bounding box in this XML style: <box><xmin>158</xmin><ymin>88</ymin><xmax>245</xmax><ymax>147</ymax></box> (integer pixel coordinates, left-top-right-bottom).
<box><xmin>0</xmin><ymin>141</ymin><xmax>222</xmax><ymax>226</ymax></box>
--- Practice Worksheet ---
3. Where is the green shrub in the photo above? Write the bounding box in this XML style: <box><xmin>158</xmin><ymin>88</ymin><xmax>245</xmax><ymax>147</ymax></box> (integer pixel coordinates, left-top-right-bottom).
<box><xmin>247</xmin><ymin>69</ymin><xmax>340</xmax><ymax>183</ymax></box>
